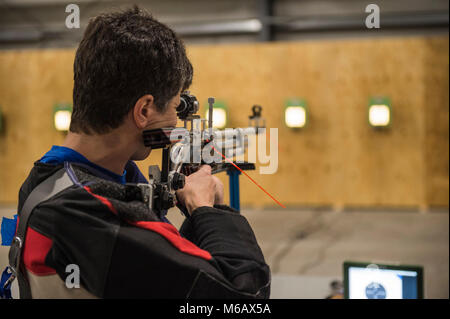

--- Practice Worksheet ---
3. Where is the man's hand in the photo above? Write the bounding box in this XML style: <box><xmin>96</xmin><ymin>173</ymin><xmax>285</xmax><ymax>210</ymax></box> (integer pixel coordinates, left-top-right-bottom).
<box><xmin>212</xmin><ymin>176</ymin><xmax>224</xmax><ymax>205</ymax></box>
<box><xmin>176</xmin><ymin>165</ymin><xmax>224</xmax><ymax>215</ymax></box>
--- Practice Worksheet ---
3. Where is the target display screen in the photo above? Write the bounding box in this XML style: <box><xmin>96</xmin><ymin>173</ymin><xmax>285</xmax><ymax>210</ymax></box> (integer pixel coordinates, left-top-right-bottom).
<box><xmin>344</xmin><ymin>262</ymin><xmax>423</xmax><ymax>299</ymax></box>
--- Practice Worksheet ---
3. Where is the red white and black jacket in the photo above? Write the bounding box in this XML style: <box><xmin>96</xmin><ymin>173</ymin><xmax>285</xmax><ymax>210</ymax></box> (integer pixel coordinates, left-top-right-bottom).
<box><xmin>17</xmin><ymin>162</ymin><xmax>271</xmax><ymax>298</ymax></box>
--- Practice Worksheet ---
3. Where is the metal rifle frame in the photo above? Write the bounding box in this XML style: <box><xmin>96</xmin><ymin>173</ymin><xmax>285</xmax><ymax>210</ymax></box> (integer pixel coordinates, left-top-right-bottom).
<box><xmin>142</xmin><ymin>93</ymin><xmax>265</xmax><ymax>216</ymax></box>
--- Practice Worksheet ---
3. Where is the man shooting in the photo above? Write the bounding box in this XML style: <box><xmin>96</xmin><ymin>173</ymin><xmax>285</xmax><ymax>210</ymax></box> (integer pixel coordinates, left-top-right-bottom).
<box><xmin>8</xmin><ymin>7</ymin><xmax>270</xmax><ymax>298</ymax></box>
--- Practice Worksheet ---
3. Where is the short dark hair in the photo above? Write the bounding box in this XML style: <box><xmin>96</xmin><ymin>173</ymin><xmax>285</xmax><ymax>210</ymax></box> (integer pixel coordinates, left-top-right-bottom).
<box><xmin>71</xmin><ymin>6</ymin><xmax>193</xmax><ymax>134</ymax></box>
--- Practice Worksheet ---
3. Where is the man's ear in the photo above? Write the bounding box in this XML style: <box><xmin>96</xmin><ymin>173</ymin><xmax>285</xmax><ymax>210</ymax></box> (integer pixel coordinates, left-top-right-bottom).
<box><xmin>133</xmin><ymin>94</ymin><xmax>156</xmax><ymax>129</ymax></box>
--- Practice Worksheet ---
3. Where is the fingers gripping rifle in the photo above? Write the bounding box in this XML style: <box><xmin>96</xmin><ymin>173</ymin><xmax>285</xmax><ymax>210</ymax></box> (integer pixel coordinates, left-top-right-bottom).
<box><xmin>141</xmin><ymin>92</ymin><xmax>265</xmax><ymax>217</ymax></box>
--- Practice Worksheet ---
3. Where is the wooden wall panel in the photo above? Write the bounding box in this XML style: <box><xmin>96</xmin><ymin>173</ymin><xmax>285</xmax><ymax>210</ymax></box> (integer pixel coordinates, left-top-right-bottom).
<box><xmin>423</xmin><ymin>38</ymin><xmax>449</xmax><ymax>208</ymax></box>
<box><xmin>0</xmin><ymin>50</ymin><xmax>75</xmax><ymax>203</ymax></box>
<box><xmin>0</xmin><ymin>36</ymin><xmax>448</xmax><ymax>209</ymax></box>
<box><xmin>0</xmin><ymin>51</ymin><xmax>34</xmax><ymax>204</ymax></box>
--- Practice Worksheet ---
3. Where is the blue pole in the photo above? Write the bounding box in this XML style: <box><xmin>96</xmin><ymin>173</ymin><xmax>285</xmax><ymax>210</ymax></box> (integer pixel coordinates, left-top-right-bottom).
<box><xmin>227</xmin><ymin>169</ymin><xmax>241</xmax><ymax>211</ymax></box>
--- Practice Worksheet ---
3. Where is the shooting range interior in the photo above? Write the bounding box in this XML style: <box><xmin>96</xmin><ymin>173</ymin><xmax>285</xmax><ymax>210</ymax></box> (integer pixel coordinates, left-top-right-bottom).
<box><xmin>0</xmin><ymin>0</ymin><xmax>448</xmax><ymax>299</ymax></box>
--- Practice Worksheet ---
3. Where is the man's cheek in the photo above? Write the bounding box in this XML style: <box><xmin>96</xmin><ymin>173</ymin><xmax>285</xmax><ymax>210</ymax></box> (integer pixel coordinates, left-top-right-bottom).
<box><xmin>170</xmin><ymin>112</ymin><xmax>178</xmax><ymax>126</ymax></box>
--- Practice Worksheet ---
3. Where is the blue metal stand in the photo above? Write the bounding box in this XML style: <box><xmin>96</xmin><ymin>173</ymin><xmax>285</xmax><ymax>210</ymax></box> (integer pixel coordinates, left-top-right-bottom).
<box><xmin>227</xmin><ymin>169</ymin><xmax>241</xmax><ymax>211</ymax></box>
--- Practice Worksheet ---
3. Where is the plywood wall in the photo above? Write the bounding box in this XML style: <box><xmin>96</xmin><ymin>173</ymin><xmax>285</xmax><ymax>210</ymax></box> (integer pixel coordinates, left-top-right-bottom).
<box><xmin>0</xmin><ymin>36</ymin><xmax>448</xmax><ymax>209</ymax></box>
<box><xmin>423</xmin><ymin>38</ymin><xmax>449</xmax><ymax>208</ymax></box>
<box><xmin>0</xmin><ymin>50</ymin><xmax>74</xmax><ymax>204</ymax></box>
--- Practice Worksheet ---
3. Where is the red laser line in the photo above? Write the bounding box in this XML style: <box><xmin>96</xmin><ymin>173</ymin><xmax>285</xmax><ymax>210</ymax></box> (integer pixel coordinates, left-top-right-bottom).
<box><xmin>211</xmin><ymin>145</ymin><xmax>286</xmax><ymax>208</ymax></box>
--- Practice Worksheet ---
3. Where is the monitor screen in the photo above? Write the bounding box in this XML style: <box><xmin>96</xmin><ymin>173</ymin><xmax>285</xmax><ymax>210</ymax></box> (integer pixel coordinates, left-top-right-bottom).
<box><xmin>344</xmin><ymin>262</ymin><xmax>423</xmax><ymax>299</ymax></box>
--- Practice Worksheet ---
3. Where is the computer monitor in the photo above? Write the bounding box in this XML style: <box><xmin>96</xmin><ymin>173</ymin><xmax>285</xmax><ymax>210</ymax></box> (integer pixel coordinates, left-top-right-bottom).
<box><xmin>343</xmin><ymin>261</ymin><xmax>423</xmax><ymax>299</ymax></box>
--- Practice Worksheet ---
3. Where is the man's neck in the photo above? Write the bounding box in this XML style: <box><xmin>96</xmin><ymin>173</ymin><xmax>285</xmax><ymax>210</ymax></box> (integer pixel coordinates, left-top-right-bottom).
<box><xmin>63</xmin><ymin>130</ymin><xmax>136</xmax><ymax>175</ymax></box>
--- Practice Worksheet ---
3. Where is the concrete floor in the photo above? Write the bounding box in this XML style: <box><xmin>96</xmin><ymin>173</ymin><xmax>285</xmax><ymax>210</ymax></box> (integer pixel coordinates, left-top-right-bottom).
<box><xmin>1</xmin><ymin>205</ymin><xmax>448</xmax><ymax>299</ymax></box>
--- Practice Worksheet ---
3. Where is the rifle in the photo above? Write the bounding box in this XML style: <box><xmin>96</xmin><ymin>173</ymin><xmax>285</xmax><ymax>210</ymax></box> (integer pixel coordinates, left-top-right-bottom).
<box><xmin>141</xmin><ymin>91</ymin><xmax>265</xmax><ymax>217</ymax></box>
